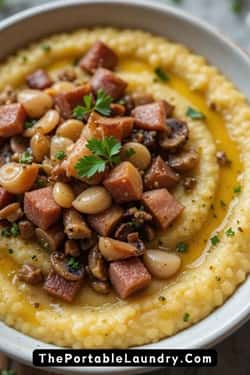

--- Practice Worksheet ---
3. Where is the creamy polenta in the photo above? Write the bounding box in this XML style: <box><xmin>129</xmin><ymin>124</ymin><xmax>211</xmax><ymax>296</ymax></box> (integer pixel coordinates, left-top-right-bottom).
<box><xmin>0</xmin><ymin>28</ymin><xmax>249</xmax><ymax>348</ymax></box>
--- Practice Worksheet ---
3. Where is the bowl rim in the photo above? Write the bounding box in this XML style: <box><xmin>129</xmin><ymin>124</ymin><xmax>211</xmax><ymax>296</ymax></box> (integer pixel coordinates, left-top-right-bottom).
<box><xmin>0</xmin><ymin>0</ymin><xmax>249</xmax><ymax>373</ymax></box>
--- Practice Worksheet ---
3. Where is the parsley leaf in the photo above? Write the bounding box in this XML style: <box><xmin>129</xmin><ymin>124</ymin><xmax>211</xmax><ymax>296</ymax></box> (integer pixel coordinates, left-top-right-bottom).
<box><xmin>67</xmin><ymin>257</ymin><xmax>80</xmax><ymax>271</ymax></box>
<box><xmin>75</xmin><ymin>136</ymin><xmax>121</xmax><ymax>178</ymax></box>
<box><xmin>1</xmin><ymin>370</ymin><xmax>16</xmax><ymax>375</ymax></box>
<box><xmin>154</xmin><ymin>67</ymin><xmax>170</xmax><ymax>82</ymax></box>
<box><xmin>95</xmin><ymin>89</ymin><xmax>113</xmax><ymax>116</ymax></box>
<box><xmin>19</xmin><ymin>151</ymin><xmax>33</xmax><ymax>164</ymax></box>
<box><xmin>186</xmin><ymin>106</ymin><xmax>206</xmax><ymax>120</ymax></box>
<box><xmin>234</xmin><ymin>185</ymin><xmax>241</xmax><ymax>193</ymax></box>
<box><xmin>231</xmin><ymin>0</ymin><xmax>242</xmax><ymax>13</ymax></box>
<box><xmin>210</xmin><ymin>235</ymin><xmax>220</xmax><ymax>246</ymax></box>
<box><xmin>225</xmin><ymin>227</ymin><xmax>235</xmax><ymax>237</ymax></box>
<box><xmin>24</xmin><ymin>119</ymin><xmax>36</xmax><ymax>129</ymax></box>
<box><xmin>183</xmin><ymin>312</ymin><xmax>190</xmax><ymax>322</ymax></box>
<box><xmin>41</xmin><ymin>44</ymin><xmax>51</xmax><ymax>52</ymax></box>
<box><xmin>2</xmin><ymin>223</ymin><xmax>20</xmax><ymax>238</ymax></box>
<box><xmin>75</xmin><ymin>155</ymin><xmax>106</xmax><ymax>178</ymax></box>
<box><xmin>125</xmin><ymin>148</ymin><xmax>136</xmax><ymax>158</ymax></box>
<box><xmin>55</xmin><ymin>150</ymin><xmax>66</xmax><ymax>160</ymax></box>
<box><xmin>73</xmin><ymin>90</ymin><xmax>113</xmax><ymax>119</ymax></box>
<box><xmin>176</xmin><ymin>242</ymin><xmax>189</xmax><ymax>253</ymax></box>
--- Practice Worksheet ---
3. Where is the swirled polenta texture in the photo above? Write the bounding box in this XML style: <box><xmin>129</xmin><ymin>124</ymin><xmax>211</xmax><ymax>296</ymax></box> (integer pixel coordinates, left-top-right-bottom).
<box><xmin>0</xmin><ymin>28</ymin><xmax>249</xmax><ymax>348</ymax></box>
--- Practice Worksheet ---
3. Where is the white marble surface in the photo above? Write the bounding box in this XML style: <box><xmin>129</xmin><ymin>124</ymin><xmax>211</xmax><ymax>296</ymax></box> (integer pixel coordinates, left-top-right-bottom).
<box><xmin>0</xmin><ymin>1</ymin><xmax>249</xmax><ymax>374</ymax></box>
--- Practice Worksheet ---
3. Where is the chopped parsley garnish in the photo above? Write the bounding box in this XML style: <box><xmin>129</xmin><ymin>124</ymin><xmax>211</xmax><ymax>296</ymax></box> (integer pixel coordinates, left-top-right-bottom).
<box><xmin>19</xmin><ymin>151</ymin><xmax>33</xmax><ymax>164</ymax></box>
<box><xmin>125</xmin><ymin>147</ymin><xmax>136</xmax><ymax>158</ymax></box>
<box><xmin>1</xmin><ymin>223</ymin><xmax>20</xmax><ymax>238</ymax></box>
<box><xmin>220</xmin><ymin>200</ymin><xmax>226</xmax><ymax>208</ymax></box>
<box><xmin>159</xmin><ymin>296</ymin><xmax>166</xmax><ymax>302</ymax></box>
<box><xmin>24</xmin><ymin>119</ymin><xmax>36</xmax><ymax>129</ymax></box>
<box><xmin>67</xmin><ymin>257</ymin><xmax>80</xmax><ymax>271</ymax></box>
<box><xmin>225</xmin><ymin>227</ymin><xmax>235</xmax><ymax>237</ymax></box>
<box><xmin>176</xmin><ymin>242</ymin><xmax>189</xmax><ymax>253</ymax></box>
<box><xmin>186</xmin><ymin>106</ymin><xmax>206</xmax><ymax>120</ymax></box>
<box><xmin>41</xmin><ymin>44</ymin><xmax>51</xmax><ymax>52</ymax></box>
<box><xmin>210</xmin><ymin>235</ymin><xmax>220</xmax><ymax>246</ymax></box>
<box><xmin>32</xmin><ymin>255</ymin><xmax>37</xmax><ymax>260</ymax></box>
<box><xmin>154</xmin><ymin>67</ymin><xmax>170</xmax><ymax>82</ymax></box>
<box><xmin>55</xmin><ymin>150</ymin><xmax>66</xmax><ymax>160</ymax></box>
<box><xmin>8</xmin><ymin>248</ymin><xmax>14</xmax><ymax>254</ymax></box>
<box><xmin>35</xmin><ymin>178</ymin><xmax>47</xmax><ymax>188</ymax></box>
<box><xmin>183</xmin><ymin>312</ymin><xmax>190</xmax><ymax>322</ymax></box>
<box><xmin>1</xmin><ymin>370</ymin><xmax>16</xmax><ymax>375</ymax></box>
<box><xmin>73</xmin><ymin>89</ymin><xmax>113</xmax><ymax>119</ymax></box>
<box><xmin>231</xmin><ymin>0</ymin><xmax>242</xmax><ymax>13</ymax></box>
<box><xmin>22</xmin><ymin>56</ymin><xmax>28</xmax><ymax>63</ymax></box>
<box><xmin>234</xmin><ymin>185</ymin><xmax>241</xmax><ymax>193</ymax></box>
<box><xmin>215</xmin><ymin>276</ymin><xmax>221</xmax><ymax>282</ymax></box>
<box><xmin>75</xmin><ymin>136</ymin><xmax>121</xmax><ymax>178</ymax></box>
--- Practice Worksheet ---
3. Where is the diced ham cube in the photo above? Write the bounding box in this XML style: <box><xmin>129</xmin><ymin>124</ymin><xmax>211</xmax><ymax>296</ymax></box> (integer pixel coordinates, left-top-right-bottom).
<box><xmin>24</xmin><ymin>186</ymin><xmax>62</xmax><ymax>230</ymax></box>
<box><xmin>84</xmin><ymin>111</ymin><xmax>134</xmax><ymax>141</ymax></box>
<box><xmin>54</xmin><ymin>84</ymin><xmax>91</xmax><ymax>118</ymax></box>
<box><xmin>0</xmin><ymin>187</ymin><xmax>13</xmax><ymax>209</ymax></box>
<box><xmin>142</xmin><ymin>189</ymin><xmax>184</xmax><ymax>230</ymax></box>
<box><xmin>87</xmin><ymin>205</ymin><xmax>123</xmax><ymax>236</ymax></box>
<box><xmin>104</xmin><ymin>161</ymin><xmax>143</xmax><ymax>203</ymax></box>
<box><xmin>0</xmin><ymin>103</ymin><xmax>26</xmax><ymax>137</ymax></box>
<box><xmin>26</xmin><ymin>69</ymin><xmax>53</xmax><ymax>90</ymax></box>
<box><xmin>91</xmin><ymin>68</ymin><xmax>127</xmax><ymax>100</ymax></box>
<box><xmin>109</xmin><ymin>257</ymin><xmax>151</xmax><ymax>299</ymax></box>
<box><xmin>44</xmin><ymin>271</ymin><xmax>82</xmax><ymax>302</ymax></box>
<box><xmin>79</xmin><ymin>41</ymin><xmax>118</xmax><ymax>73</ymax></box>
<box><xmin>132</xmin><ymin>101</ymin><xmax>167</xmax><ymax>132</ymax></box>
<box><xmin>144</xmin><ymin>156</ymin><xmax>179</xmax><ymax>190</ymax></box>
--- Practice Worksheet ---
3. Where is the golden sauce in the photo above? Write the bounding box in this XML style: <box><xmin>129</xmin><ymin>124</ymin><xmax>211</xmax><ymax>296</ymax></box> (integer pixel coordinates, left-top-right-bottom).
<box><xmin>0</xmin><ymin>57</ymin><xmax>242</xmax><ymax>312</ymax></box>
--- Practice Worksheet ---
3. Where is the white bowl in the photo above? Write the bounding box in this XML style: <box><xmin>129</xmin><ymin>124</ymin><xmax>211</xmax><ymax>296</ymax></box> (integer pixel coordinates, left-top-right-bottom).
<box><xmin>0</xmin><ymin>0</ymin><xmax>249</xmax><ymax>373</ymax></box>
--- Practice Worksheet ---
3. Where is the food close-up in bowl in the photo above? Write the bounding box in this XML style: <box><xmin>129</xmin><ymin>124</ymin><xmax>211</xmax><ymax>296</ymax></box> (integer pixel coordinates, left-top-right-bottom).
<box><xmin>0</xmin><ymin>0</ymin><xmax>249</xmax><ymax>364</ymax></box>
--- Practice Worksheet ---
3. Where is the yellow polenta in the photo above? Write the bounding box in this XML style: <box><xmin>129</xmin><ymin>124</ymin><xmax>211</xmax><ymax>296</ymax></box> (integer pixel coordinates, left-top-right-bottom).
<box><xmin>0</xmin><ymin>28</ymin><xmax>249</xmax><ymax>348</ymax></box>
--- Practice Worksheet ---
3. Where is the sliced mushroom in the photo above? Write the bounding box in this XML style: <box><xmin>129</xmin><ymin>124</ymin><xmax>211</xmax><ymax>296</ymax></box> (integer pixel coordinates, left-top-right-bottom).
<box><xmin>89</xmin><ymin>279</ymin><xmax>110</xmax><ymax>294</ymax></box>
<box><xmin>10</xmin><ymin>135</ymin><xmax>29</xmax><ymax>154</ymax></box>
<box><xmin>114</xmin><ymin>222</ymin><xmax>135</xmax><ymax>241</ymax></box>
<box><xmin>80</xmin><ymin>234</ymin><xmax>97</xmax><ymax>252</ymax></box>
<box><xmin>87</xmin><ymin>246</ymin><xmax>108</xmax><ymax>281</ymax></box>
<box><xmin>168</xmin><ymin>149</ymin><xmax>199</xmax><ymax>172</ymax></box>
<box><xmin>19</xmin><ymin>220</ymin><xmax>36</xmax><ymax>240</ymax></box>
<box><xmin>35</xmin><ymin>225</ymin><xmax>65</xmax><ymax>252</ymax></box>
<box><xmin>64</xmin><ymin>239</ymin><xmax>81</xmax><ymax>257</ymax></box>
<box><xmin>0</xmin><ymin>202</ymin><xmax>23</xmax><ymax>222</ymax></box>
<box><xmin>63</xmin><ymin>208</ymin><xmax>92</xmax><ymax>240</ymax></box>
<box><xmin>50</xmin><ymin>252</ymin><xmax>84</xmax><ymax>281</ymax></box>
<box><xmin>18</xmin><ymin>264</ymin><xmax>43</xmax><ymax>285</ymax></box>
<box><xmin>160</xmin><ymin>119</ymin><xmax>189</xmax><ymax>151</ymax></box>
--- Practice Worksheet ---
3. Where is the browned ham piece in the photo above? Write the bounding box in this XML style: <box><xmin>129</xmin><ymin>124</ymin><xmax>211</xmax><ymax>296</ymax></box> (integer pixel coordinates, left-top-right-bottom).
<box><xmin>144</xmin><ymin>156</ymin><xmax>179</xmax><ymax>190</ymax></box>
<box><xmin>86</xmin><ymin>111</ymin><xmax>134</xmax><ymax>140</ymax></box>
<box><xmin>44</xmin><ymin>271</ymin><xmax>82</xmax><ymax>302</ymax></box>
<box><xmin>109</xmin><ymin>257</ymin><xmax>151</xmax><ymax>298</ymax></box>
<box><xmin>132</xmin><ymin>101</ymin><xmax>168</xmax><ymax>132</ymax></box>
<box><xmin>24</xmin><ymin>186</ymin><xmax>62</xmax><ymax>230</ymax></box>
<box><xmin>79</xmin><ymin>41</ymin><xmax>118</xmax><ymax>73</ymax></box>
<box><xmin>26</xmin><ymin>69</ymin><xmax>53</xmax><ymax>90</ymax></box>
<box><xmin>0</xmin><ymin>187</ymin><xmax>13</xmax><ymax>209</ymax></box>
<box><xmin>91</xmin><ymin>68</ymin><xmax>127</xmax><ymax>100</ymax></box>
<box><xmin>104</xmin><ymin>161</ymin><xmax>143</xmax><ymax>203</ymax></box>
<box><xmin>54</xmin><ymin>84</ymin><xmax>91</xmax><ymax>118</ymax></box>
<box><xmin>87</xmin><ymin>205</ymin><xmax>124</xmax><ymax>236</ymax></box>
<box><xmin>142</xmin><ymin>188</ymin><xmax>184</xmax><ymax>229</ymax></box>
<box><xmin>0</xmin><ymin>103</ymin><xmax>26</xmax><ymax>137</ymax></box>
